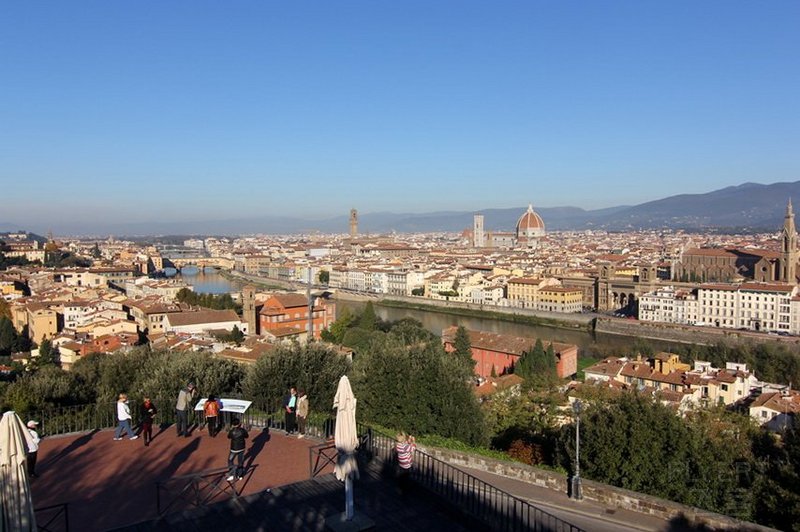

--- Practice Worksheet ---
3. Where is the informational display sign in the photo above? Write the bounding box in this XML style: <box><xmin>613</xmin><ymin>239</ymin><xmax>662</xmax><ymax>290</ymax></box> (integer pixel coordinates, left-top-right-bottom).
<box><xmin>194</xmin><ymin>398</ymin><xmax>252</xmax><ymax>414</ymax></box>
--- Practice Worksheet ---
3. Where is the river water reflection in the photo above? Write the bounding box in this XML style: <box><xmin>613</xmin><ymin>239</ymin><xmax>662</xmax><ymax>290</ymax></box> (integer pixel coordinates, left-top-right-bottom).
<box><xmin>164</xmin><ymin>267</ymin><xmax>245</xmax><ymax>295</ymax></box>
<box><xmin>336</xmin><ymin>300</ymin><xmax>678</xmax><ymax>359</ymax></box>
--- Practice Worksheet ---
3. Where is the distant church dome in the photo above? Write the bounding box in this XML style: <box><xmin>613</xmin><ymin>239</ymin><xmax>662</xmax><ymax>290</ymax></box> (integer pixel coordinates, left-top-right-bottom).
<box><xmin>516</xmin><ymin>204</ymin><xmax>546</xmax><ymax>247</ymax></box>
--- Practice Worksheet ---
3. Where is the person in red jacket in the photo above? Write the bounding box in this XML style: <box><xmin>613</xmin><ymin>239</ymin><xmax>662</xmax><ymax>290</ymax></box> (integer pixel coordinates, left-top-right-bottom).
<box><xmin>204</xmin><ymin>394</ymin><xmax>220</xmax><ymax>437</ymax></box>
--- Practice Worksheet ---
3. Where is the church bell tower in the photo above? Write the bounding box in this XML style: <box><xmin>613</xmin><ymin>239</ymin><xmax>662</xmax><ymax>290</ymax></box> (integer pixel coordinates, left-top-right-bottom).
<box><xmin>782</xmin><ymin>199</ymin><xmax>797</xmax><ymax>283</ymax></box>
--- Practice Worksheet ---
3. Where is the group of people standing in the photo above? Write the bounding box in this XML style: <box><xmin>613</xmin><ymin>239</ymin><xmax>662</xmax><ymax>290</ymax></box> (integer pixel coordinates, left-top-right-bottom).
<box><xmin>111</xmin><ymin>381</ymin><xmax>198</xmax><ymax>445</ymax></box>
<box><xmin>112</xmin><ymin>393</ymin><xmax>159</xmax><ymax>445</ymax></box>
<box><xmin>109</xmin><ymin>382</ymin><xmax>309</xmax><ymax>484</ymax></box>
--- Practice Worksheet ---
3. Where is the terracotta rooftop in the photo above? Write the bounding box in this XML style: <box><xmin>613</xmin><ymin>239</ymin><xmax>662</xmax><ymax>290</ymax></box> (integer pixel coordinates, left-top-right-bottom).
<box><xmin>166</xmin><ymin>309</ymin><xmax>241</xmax><ymax>327</ymax></box>
<box><xmin>441</xmin><ymin>326</ymin><xmax>575</xmax><ymax>357</ymax></box>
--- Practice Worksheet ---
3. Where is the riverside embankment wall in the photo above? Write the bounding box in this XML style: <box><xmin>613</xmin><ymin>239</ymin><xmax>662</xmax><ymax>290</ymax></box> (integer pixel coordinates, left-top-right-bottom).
<box><xmin>596</xmin><ymin>317</ymin><xmax>800</xmax><ymax>351</ymax></box>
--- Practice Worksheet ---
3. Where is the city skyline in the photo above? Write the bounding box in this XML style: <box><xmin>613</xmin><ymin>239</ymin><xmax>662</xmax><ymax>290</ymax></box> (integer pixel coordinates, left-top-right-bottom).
<box><xmin>2</xmin><ymin>1</ymin><xmax>798</xmax><ymax>229</ymax></box>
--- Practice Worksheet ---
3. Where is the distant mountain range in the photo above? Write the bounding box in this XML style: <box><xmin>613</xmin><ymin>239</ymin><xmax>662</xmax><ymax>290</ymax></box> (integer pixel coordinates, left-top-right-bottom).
<box><xmin>2</xmin><ymin>181</ymin><xmax>799</xmax><ymax>236</ymax></box>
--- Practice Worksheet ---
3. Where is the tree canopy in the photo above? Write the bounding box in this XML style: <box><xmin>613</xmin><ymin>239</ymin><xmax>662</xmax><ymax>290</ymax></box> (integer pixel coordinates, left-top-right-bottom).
<box><xmin>243</xmin><ymin>342</ymin><xmax>350</xmax><ymax>411</ymax></box>
<box><xmin>176</xmin><ymin>287</ymin><xmax>240</xmax><ymax>311</ymax></box>
<box><xmin>515</xmin><ymin>339</ymin><xmax>557</xmax><ymax>388</ymax></box>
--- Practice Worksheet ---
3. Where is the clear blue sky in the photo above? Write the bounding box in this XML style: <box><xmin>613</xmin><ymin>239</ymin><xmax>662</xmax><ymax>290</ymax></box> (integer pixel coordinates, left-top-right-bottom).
<box><xmin>1</xmin><ymin>1</ymin><xmax>798</xmax><ymax>229</ymax></box>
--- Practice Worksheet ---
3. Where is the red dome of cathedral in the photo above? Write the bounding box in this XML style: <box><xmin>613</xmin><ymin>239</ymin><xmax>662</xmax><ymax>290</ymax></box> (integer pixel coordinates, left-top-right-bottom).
<box><xmin>516</xmin><ymin>204</ymin><xmax>545</xmax><ymax>232</ymax></box>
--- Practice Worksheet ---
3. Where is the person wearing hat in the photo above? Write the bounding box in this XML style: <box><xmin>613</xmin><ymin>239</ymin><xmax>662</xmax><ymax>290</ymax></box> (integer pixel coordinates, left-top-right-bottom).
<box><xmin>26</xmin><ymin>420</ymin><xmax>41</xmax><ymax>478</ymax></box>
<box><xmin>175</xmin><ymin>382</ymin><xmax>197</xmax><ymax>437</ymax></box>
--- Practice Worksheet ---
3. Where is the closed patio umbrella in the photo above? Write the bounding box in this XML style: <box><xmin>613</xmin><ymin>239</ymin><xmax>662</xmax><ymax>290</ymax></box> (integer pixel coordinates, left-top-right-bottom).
<box><xmin>333</xmin><ymin>375</ymin><xmax>359</xmax><ymax>520</ymax></box>
<box><xmin>0</xmin><ymin>411</ymin><xmax>37</xmax><ymax>532</ymax></box>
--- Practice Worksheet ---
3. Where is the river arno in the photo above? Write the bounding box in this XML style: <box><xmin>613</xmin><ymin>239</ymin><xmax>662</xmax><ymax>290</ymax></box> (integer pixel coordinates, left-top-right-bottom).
<box><xmin>164</xmin><ymin>267</ymin><xmax>246</xmax><ymax>295</ymax></box>
<box><xmin>336</xmin><ymin>299</ymin><xmax>679</xmax><ymax>359</ymax></box>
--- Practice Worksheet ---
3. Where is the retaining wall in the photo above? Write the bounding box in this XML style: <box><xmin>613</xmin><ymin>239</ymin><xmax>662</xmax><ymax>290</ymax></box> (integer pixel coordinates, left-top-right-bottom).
<box><xmin>424</xmin><ymin>446</ymin><xmax>776</xmax><ymax>531</ymax></box>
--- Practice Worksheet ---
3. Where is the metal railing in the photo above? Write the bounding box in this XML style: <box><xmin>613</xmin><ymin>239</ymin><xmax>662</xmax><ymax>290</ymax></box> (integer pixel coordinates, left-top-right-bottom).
<box><xmin>33</xmin><ymin>404</ymin><xmax>117</xmax><ymax>437</ymax></box>
<box><xmin>156</xmin><ymin>467</ymin><xmax>242</xmax><ymax>516</ymax></box>
<box><xmin>35</xmin><ymin>502</ymin><xmax>69</xmax><ymax>532</ymax></box>
<box><xmin>359</xmin><ymin>426</ymin><xmax>584</xmax><ymax>532</ymax></box>
<box><xmin>31</xmin><ymin>400</ymin><xmax>335</xmax><ymax>439</ymax></box>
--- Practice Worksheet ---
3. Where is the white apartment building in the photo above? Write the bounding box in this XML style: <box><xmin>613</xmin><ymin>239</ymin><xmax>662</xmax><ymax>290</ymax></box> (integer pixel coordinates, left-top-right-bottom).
<box><xmin>369</xmin><ymin>269</ymin><xmax>389</xmax><ymax>294</ymax></box>
<box><xmin>697</xmin><ymin>283</ymin><xmax>795</xmax><ymax>332</ymax></box>
<box><xmin>329</xmin><ymin>267</ymin><xmax>345</xmax><ymax>289</ymax></box>
<box><xmin>639</xmin><ymin>286</ymin><xmax>699</xmax><ymax>325</ymax></box>
<box><xmin>470</xmin><ymin>285</ymin><xmax>505</xmax><ymax>305</ymax></box>
<box><xmin>387</xmin><ymin>270</ymin><xmax>409</xmax><ymax>296</ymax></box>
<box><xmin>345</xmin><ymin>269</ymin><xmax>368</xmax><ymax>292</ymax></box>
<box><xmin>640</xmin><ymin>283</ymin><xmax>797</xmax><ymax>333</ymax></box>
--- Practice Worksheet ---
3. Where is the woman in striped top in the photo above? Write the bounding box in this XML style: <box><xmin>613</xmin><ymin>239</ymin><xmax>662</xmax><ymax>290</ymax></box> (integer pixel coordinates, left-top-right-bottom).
<box><xmin>395</xmin><ymin>432</ymin><xmax>416</xmax><ymax>494</ymax></box>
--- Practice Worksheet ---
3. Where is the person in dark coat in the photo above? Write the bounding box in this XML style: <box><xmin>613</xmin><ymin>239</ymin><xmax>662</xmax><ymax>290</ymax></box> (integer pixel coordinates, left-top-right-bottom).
<box><xmin>226</xmin><ymin>418</ymin><xmax>249</xmax><ymax>481</ymax></box>
<box><xmin>140</xmin><ymin>397</ymin><xmax>158</xmax><ymax>446</ymax></box>
<box><xmin>283</xmin><ymin>387</ymin><xmax>297</xmax><ymax>435</ymax></box>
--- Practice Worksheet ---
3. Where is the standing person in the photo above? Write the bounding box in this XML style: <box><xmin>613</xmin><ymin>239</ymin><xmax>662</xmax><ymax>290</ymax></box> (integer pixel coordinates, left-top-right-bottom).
<box><xmin>296</xmin><ymin>390</ymin><xmax>308</xmax><ymax>438</ymax></box>
<box><xmin>226</xmin><ymin>418</ymin><xmax>249</xmax><ymax>481</ymax></box>
<box><xmin>140</xmin><ymin>397</ymin><xmax>158</xmax><ymax>447</ymax></box>
<box><xmin>283</xmin><ymin>387</ymin><xmax>297</xmax><ymax>435</ymax></box>
<box><xmin>395</xmin><ymin>432</ymin><xmax>416</xmax><ymax>495</ymax></box>
<box><xmin>114</xmin><ymin>393</ymin><xmax>138</xmax><ymax>441</ymax></box>
<box><xmin>204</xmin><ymin>394</ymin><xmax>220</xmax><ymax>437</ymax></box>
<box><xmin>26</xmin><ymin>420</ymin><xmax>40</xmax><ymax>478</ymax></box>
<box><xmin>175</xmin><ymin>382</ymin><xmax>197</xmax><ymax>437</ymax></box>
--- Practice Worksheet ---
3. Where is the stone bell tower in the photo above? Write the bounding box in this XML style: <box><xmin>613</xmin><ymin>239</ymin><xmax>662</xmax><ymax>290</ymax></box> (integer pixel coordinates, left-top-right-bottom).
<box><xmin>349</xmin><ymin>209</ymin><xmax>358</xmax><ymax>238</ymax></box>
<box><xmin>782</xmin><ymin>199</ymin><xmax>798</xmax><ymax>283</ymax></box>
<box><xmin>242</xmin><ymin>285</ymin><xmax>257</xmax><ymax>335</ymax></box>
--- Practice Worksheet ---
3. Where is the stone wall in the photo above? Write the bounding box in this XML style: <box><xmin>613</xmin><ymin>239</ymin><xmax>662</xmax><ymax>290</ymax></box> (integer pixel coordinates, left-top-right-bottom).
<box><xmin>424</xmin><ymin>446</ymin><xmax>776</xmax><ymax>531</ymax></box>
<box><xmin>596</xmin><ymin>317</ymin><xmax>800</xmax><ymax>352</ymax></box>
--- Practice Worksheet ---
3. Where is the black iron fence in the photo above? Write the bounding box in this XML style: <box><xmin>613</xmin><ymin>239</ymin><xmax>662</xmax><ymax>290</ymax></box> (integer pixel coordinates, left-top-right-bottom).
<box><xmin>359</xmin><ymin>426</ymin><xmax>584</xmax><ymax>532</ymax></box>
<box><xmin>31</xmin><ymin>400</ymin><xmax>335</xmax><ymax>439</ymax></box>
<box><xmin>35</xmin><ymin>502</ymin><xmax>69</xmax><ymax>532</ymax></box>
<box><xmin>155</xmin><ymin>467</ymin><xmax>242</xmax><ymax>516</ymax></box>
<box><xmin>33</xmin><ymin>403</ymin><xmax>117</xmax><ymax>437</ymax></box>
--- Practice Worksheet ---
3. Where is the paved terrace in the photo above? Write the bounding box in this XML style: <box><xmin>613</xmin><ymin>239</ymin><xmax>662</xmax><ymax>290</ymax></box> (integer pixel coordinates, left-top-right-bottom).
<box><xmin>32</xmin><ymin>426</ymin><xmax>330</xmax><ymax>531</ymax></box>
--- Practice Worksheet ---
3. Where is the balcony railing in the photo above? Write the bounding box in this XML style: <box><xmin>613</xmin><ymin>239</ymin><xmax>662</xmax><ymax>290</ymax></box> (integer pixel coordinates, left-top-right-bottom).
<box><xmin>359</xmin><ymin>425</ymin><xmax>584</xmax><ymax>532</ymax></box>
<box><xmin>31</xmin><ymin>400</ymin><xmax>335</xmax><ymax>440</ymax></box>
<box><xmin>35</xmin><ymin>502</ymin><xmax>70</xmax><ymax>532</ymax></box>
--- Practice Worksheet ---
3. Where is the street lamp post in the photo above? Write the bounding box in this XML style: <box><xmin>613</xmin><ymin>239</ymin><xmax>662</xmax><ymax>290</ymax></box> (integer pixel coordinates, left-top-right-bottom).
<box><xmin>572</xmin><ymin>399</ymin><xmax>583</xmax><ymax>500</ymax></box>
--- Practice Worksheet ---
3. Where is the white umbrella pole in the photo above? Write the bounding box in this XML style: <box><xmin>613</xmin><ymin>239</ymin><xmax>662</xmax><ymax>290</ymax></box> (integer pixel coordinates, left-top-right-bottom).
<box><xmin>345</xmin><ymin>472</ymin><xmax>354</xmax><ymax>520</ymax></box>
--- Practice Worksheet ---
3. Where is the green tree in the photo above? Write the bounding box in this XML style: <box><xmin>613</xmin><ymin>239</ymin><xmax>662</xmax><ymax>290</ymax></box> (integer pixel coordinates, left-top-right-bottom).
<box><xmin>559</xmin><ymin>392</ymin><xmax>757</xmax><ymax>519</ymax></box>
<box><xmin>91</xmin><ymin>243</ymin><xmax>102</xmax><ymax>259</ymax></box>
<box><xmin>230</xmin><ymin>325</ymin><xmax>244</xmax><ymax>345</ymax></box>
<box><xmin>452</xmin><ymin>325</ymin><xmax>475</xmax><ymax>372</ymax></box>
<box><xmin>243</xmin><ymin>342</ymin><xmax>350</xmax><ymax>411</ymax></box>
<box><xmin>386</xmin><ymin>318</ymin><xmax>436</xmax><ymax>345</ymax></box>
<box><xmin>318</xmin><ymin>270</ymin><xmax>330</xmax><ymax>284</ymax></box>
<box><xmin>515</xmin><ymin>339</ymin><xmax>557</xmax><ymax>388</ymax></box>
<box><xmin>411</xmin><ymin>287</ymin><xmax>424</xmax><ymax>296</ymax></box>
<box><xmin>351</xmin><ymin>322</ymin><xmax>486</xmax><ymax>446</ymax></box>
<box><xmin>37</xmin><ymin>338</ymin><xmax>58</xmax><ymax>367</ymax></box>
<box><xmin>358</xmin><ymin>301</ymin><xmax>377</xmax><ymax>331</ymax></box>
<box><xmin>0</xmin><ymin>317</ymin><xmax>18</xmax><ymax>356</ymax></box>
<box><xmin>322</xmin><ymin>308</ymin><xmax>356</xmax><ymax>344</ymax></box>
